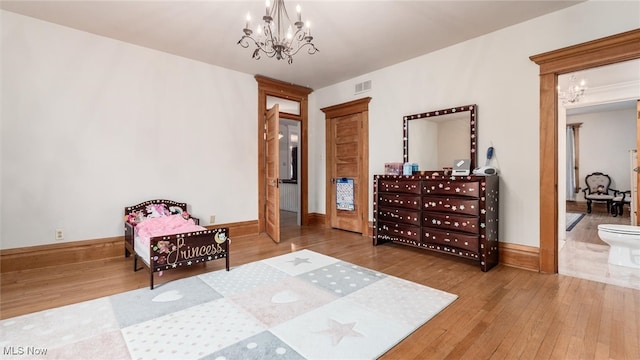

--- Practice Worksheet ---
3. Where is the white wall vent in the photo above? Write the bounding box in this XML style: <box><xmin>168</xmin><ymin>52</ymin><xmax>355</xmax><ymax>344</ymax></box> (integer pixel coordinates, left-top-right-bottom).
<box><xmin>355</xmin><ymin>80</ymin><xmax>372</xmax><ymax>94</ymax></box>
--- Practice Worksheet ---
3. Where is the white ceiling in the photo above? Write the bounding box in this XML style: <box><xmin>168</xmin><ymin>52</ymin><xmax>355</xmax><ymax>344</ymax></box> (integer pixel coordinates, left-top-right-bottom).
<box><xmin>1</xmin><ymin>0</ymin><xmax>584</xmax><ymax>89</ymax></box>
<box><xmin>562</xmin><ymin>60</ymin><xmax>640</xmax><ymax>115</ymax></box>
<box><xmin>561</xmin><ymin>60</ymin><xmax>640</xmax><ymax>90</ymax></box>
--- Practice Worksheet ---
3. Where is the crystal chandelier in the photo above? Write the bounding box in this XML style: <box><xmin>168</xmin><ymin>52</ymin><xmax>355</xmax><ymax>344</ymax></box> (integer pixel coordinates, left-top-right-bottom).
<box><xmin>238</xmin><ymin>0</ymin><xmax>318</xmax><ymax>64</ymax></box>
<box><xmin>558</xmin><ymin>75</ymin><xmax>587</xmax><ymax>104</ymax></box>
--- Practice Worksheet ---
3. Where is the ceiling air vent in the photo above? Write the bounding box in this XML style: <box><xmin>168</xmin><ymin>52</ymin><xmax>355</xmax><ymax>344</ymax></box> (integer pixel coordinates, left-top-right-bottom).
<box><xmin>355</xmin><ymin>80</ymin><xmax>372</xmax><ymax>94</ymax></box>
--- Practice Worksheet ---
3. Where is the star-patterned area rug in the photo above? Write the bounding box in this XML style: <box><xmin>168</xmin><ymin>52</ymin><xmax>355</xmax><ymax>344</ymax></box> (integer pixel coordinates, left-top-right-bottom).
<box><xmin>0</xmin><ymin>249</ymin><xmax>457</xmax><ymax>360</ymax></box>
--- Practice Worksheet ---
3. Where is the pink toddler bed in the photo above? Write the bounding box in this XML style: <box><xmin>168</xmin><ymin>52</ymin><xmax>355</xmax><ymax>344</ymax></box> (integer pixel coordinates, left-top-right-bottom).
<box><xmin>124</xmin><ymin>199</ymin><xmax>229</xmax><ymax>289</ymax></box>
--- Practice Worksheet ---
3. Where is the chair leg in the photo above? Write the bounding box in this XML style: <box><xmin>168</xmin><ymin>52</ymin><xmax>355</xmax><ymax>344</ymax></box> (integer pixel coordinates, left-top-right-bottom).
<box><xmin>586</xmin><ymin>200</ymin><xmax>592</xmax><ymax>213</ymax></box>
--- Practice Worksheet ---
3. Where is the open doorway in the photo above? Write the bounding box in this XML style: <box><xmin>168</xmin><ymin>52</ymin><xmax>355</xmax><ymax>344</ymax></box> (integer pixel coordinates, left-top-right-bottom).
<box><xmin>530</xmin><ymin>28</ymin><xmax>640</xmax><ymax>274</ymax></box>
<box><xmin>279</xmin><ymin>118</ymin><xmax>302</xmax><ymax>236</ymax></box>
<box><xmin>556</xmin><ymin>61</ymin><xmax>640</xmax><ymax>289</ymax></box>
<box><xmin>256</xmin><ymin>75</ymin><xmax>312</xmax><ymax>244</ymax></box>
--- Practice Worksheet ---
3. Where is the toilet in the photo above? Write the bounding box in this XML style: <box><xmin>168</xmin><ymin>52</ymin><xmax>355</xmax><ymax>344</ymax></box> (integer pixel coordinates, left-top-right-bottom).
<box><xmin>597</xmin><ymin>224</ymin><xmax>640</xmax><ymax>269</ymax></box>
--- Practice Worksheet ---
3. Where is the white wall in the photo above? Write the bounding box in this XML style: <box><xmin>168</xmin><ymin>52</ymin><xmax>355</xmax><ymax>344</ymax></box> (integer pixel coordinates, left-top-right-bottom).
<box><xmin>3</xmin><ymin>1</ymin><xmax>639</xmax><ymax>251</ymax></box>
<box><xmin>308</xmin><ymin>1</ymin><xmax>640</xmax><ymax>247</ymax></box>
<box><xmin>1</xmin><ymin>11</ymin><xmax>258</xmax><ymax>249</ymax></box>
<box><xmin>569</xmin><ymin>108</ymin><xmax>637</xmax><ymax>199</ymax></box>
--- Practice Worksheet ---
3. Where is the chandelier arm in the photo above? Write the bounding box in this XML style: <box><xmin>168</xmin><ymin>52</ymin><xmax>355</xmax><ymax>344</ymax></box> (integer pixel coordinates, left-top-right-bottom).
<box><xmin>280</xmin><ymin>29</ymin><xmax>317</xmax><ymax>56</ymax></box>
<box><xmin>306</xmin><ymin>45</ymin><xmax>319</xmax><ymax>55</ymax></box>
<box><xmin>237</xmin><ymin>36</ymin><xmax>254</xmax><ymax>49</ymax></box>
<box><xmin>263</xmin><ymin>23</ymin><xmax>275</xmax><ymax>47</ymax></box>
<box><xmin>284</xmin><ymin>42</ymin><xmax>318</xmax><ymax>57</ymax></box>
<box><xmin>240</xmin><ymin>35</ymin><xmax>286</xmax><ymax>60</ymax></box>
<box><xmin>291</xmin><ymin>28</ymin><xmax>305</xmax><ymax>41</ymax></box>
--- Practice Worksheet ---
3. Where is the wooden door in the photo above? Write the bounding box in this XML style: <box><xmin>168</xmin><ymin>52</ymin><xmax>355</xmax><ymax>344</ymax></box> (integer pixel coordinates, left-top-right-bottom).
<box><xmin>328</xmin><ymin>113</ymin><xmax>363</xmax><ymax>233</ymax></box>
<box><xmin>322</xmin><ymin>98</ymin><xmax>371</xmax><ymax>235</ymax></box>
<box><xmin>266</xmin><ymin>105</ymin><xmax>280</xmax><ymax>243</ymax></box>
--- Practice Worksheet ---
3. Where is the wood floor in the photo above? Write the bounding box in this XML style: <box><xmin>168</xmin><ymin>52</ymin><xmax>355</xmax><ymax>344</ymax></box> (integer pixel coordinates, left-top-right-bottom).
<box><xmin>565</xmin><ymin>204</ymin><xmax>630</xmax><ymax>246</ymax></box>
<box><xmin>2</xmin><ymin>223</ymin><xmax>639</xmax><ymax>359</ymax></box>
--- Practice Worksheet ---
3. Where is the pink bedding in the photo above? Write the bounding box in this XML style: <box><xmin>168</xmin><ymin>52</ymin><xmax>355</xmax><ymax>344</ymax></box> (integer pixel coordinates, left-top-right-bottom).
<box><xmin>135</xmin><ymin>215</ymin><xmax>206</xmax><ymax>247</ymax></box>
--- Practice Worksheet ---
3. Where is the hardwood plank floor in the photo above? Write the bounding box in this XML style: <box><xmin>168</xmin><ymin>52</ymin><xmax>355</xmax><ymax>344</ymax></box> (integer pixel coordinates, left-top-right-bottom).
<box><xmin>2</xmin><ymin>224</ymin><xmax>639</xmax><ymax>359</ymax></box>
<box><xmin>565</xmin><ymin>203</ymin><xmax>630</xmax><ymax>246</ymax></box>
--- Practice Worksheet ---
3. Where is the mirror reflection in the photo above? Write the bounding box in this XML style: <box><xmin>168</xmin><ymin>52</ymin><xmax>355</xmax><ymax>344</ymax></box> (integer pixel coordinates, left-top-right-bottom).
<box><xmin>403</xmin><ymin>105</ymin><xmax>477</xmax><ymax>171</ymax></box>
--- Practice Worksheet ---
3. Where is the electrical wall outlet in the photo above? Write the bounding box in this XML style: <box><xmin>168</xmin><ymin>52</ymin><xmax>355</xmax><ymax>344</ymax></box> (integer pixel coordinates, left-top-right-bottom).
<box><xmin>209</xmin><ymin>215</ymin><xmax>216</xmax><ymax>224</ymax></box>
<box><xmin>55</xmin><ymin>229</ymin><xmax>64</xmax><ymax>240</ymax></box>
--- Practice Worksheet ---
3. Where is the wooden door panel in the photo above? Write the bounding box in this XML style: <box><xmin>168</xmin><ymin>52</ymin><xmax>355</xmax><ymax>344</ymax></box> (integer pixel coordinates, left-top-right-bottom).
<box><xmin>337</xmin><ymin>159</ymin><xmax>359</xmax><ymax>167</ymax></box>
<box><xmin>266</xmin><ymin>105</ymin><xmax>280</xmax><ymax>243</ymax></box>
<box><xmin>336</xmin><ymin>164</ymin><xmax>359</xmax><ymax>177</ymax></box>
<box><xmin>336</xmin><ymin>156</ymin><xmax>359</xmax><ymax>164</ymax></box>
<box><xmin>336</xmin><ymin>136</ymin><xmax>359</xmax><ymax>144</ymax></box>
<box><xmin>266</xmin><ymin>144</ymin><xmax>278</xmax><ymax>177</ymax></box>
<box><xmin>336</xmin><ymin>154</ymin><xmax>359</xmax><ymax>166</ymax></box>
<box><xmin>336</xmin><ymin>121</ymin><xmax>359</xmax><ymax>133</ymax></box>
<box><xmin>336</xmin><ymin>143</ymin><xmax>358</xmax><ymax>154</ymax></box>
<box><xmin>330</xmin><ymin>113</ymin><xmax>362</xmax><ymax>233</ymax></box>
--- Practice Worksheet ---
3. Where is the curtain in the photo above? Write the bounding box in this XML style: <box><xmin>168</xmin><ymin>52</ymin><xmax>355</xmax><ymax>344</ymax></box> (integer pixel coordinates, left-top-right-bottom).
<box><xmin>566</xmin><ymin>126</ymin><xmax>576</xmax><ymax>200</ymax></box>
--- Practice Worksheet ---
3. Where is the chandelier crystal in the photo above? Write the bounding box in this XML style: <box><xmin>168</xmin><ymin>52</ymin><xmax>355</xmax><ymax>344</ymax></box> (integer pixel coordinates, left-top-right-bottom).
<box><xmin>558</xmin><ymin>75</ymin><xmax>587</xmax><ymax>104</ymax></box>
<box><xmin>237</xmin><ymin>0</ymin><xmax>318</xmax><ymax>64</ymax></box>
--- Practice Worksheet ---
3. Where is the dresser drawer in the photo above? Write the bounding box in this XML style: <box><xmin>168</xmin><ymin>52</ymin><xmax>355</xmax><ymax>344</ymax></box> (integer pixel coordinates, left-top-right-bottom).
<box><xmin>378</xmin><ymin>193</ymin><xmax>421</xmax><ymax>210</ymax></box>
<box><xmin>422</xmin><ymin>196</ymin><xmax>479</xmax><ymax>216</ymax></box>
<box><xmin>378</xmin><ymin>179</ymin><xmax>421</xmax><ymax>194</ymax></box>
<box><xmin>422</xmin><ymin>212</ymin><xmax>479</xmax><ymax>234</ymax></box>
<box><xmin>422</xmin><ymin>227</ymin><xmax>479</xmax><ymax>253</ymax></box>
<box><xmin>422</xmin><ymin>180</ymin><xmax>480</xmax><ymax>198</ymax></box>
<box><xmin>378</xmin><ymin>206</ymin><xmax>421</xmax><ymax>226</ymax></box>
<box><xmin>377</xmin><ymin>220</ymin><xmax>421</xmax><ymax>242</ymax></box>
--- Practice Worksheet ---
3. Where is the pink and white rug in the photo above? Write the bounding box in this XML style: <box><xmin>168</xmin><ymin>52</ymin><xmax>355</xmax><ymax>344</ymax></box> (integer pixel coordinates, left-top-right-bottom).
<box><xmin>0</xmin><ymin>249</ymin><xmax>457</xmax><ymax>359</ymax></box>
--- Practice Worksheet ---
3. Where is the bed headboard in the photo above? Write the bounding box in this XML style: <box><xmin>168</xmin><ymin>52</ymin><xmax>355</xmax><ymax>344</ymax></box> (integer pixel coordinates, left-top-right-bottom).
<box><xmin>124</xmin><ymin>199</ymin><xmax>189</xmax><ymax>226</ymax></box>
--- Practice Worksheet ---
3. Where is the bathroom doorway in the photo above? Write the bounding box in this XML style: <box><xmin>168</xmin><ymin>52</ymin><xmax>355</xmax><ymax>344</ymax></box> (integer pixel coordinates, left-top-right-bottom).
<box><xmin>531</xmin><ymin>29</ymin><xmax>640</xmax><ymax>275</ymax></box>
<box><xmin>557</xmin><ymin>61</ymin><xmax>640</xmax><ymax>290</ymax></box>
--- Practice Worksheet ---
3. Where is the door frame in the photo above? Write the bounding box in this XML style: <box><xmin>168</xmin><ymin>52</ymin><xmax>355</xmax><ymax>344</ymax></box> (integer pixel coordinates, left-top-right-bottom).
<box><xmin>321</xmin><ymin>97</ymin><xmax>372</xmax><ymax>235</ymax></box>
<box><xmin>637</xmin><ymin>100</ymin><xmax>640</xmax><ymax>227</ymax></box>
<box><xmin>256</xmin><ymin>76</ymin><xmax>313</xmax><ymax>233</ymax></box>
<box><xmin>530</xmin><ymin>28</ymin><xmax>640</xmax><ymax>273</ymax></box>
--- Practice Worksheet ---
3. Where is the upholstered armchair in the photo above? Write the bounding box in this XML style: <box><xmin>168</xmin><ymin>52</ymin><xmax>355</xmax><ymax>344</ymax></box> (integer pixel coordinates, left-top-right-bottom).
<box><xmin>582</xmin><ymin>172</ymin><xmax>618</xmax><ymax>214</ymax></box>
